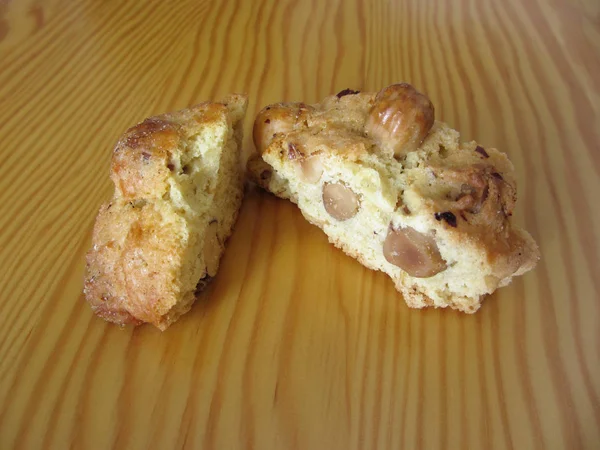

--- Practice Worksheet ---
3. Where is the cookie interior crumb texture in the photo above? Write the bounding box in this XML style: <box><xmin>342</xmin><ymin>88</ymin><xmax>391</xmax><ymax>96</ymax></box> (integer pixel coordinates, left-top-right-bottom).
<box><xmin>84</xmin><ymin>95</ymin><xmax>248</xmax><ymax>330</ymax></box>
<box><xmin>248</xmin><ymin>84</ymin><xmax>539</xmax><ymax>313</ymax></box>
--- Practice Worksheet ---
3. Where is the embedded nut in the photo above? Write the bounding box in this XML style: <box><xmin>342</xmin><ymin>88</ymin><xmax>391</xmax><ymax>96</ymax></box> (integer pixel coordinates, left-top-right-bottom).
<box><xmin>299</xmin><ymin>155</ymin><xmax>324</xmax><ymax>183</ymax></box>
<box><xmin>203</xmin><ymin>221</ymin><xmax>222</xmax><ymax>277</ymax></box>
<box><xmin>253</xmin><ymin>103</ymin><xmax>314</xmax><ymax>153</ymax></box>
<box><xmin>322</xmin><ymin>182</ymin><xmax>360</xmax><ymax>220</ymax></box>
<box><xmin>365</xmin><ymin>83</ymin><xmax>435</xmax><ymax>158</ymax></box>
<box><xmin>253</xmin><ymin>105</ymin><xmax>294</xmax><ymax>153</ymax></box>
<box><xmin>383</xmin><ymin>226</ymin><xmax>446</xmax><ymax>277</ymax></box>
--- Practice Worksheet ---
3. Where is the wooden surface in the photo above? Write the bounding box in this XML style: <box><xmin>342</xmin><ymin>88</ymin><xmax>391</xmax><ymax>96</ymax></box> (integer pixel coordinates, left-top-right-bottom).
<box><xmin>0</xmin><ymin>0</ymin><xmax>599</xmax><ymax>448</ymax></box>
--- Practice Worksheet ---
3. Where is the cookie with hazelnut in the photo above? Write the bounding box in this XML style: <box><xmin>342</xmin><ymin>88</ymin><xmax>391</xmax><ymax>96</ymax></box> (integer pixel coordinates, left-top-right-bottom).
<box><xmin>248</xmin><ymin>84</ymin><xmax>539</xmax><ymax>313</ymax></box>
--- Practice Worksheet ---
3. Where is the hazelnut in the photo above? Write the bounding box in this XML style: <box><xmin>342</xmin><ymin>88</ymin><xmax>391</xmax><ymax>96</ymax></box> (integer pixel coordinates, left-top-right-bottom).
<box><xmin>322</xmin><ymin>182</ymin><xmax>360</xmax><ymax>220</ymax></box>
<box><xmin>253</xmin><ymin>103</ymin><xmax>314</xmax><ymax>153</ymax></box>
<box><xmin>365</xmin><ymin>83</ymin><xmax>435</xmax><ymax>158</ymax></box>
<box><xmin>299</xmin><ymin>155</ymin><xmax>324</xmax><ymax>183</ymax></box>
<box><xmin>383</xmin><ymin>226</ymin><xmax>446</xmax><ymax>277</ymax></box>
<box><xmin>203</xmin><ymin>221</ymin><xmax>222</xmax><ymax>277</ymax></box>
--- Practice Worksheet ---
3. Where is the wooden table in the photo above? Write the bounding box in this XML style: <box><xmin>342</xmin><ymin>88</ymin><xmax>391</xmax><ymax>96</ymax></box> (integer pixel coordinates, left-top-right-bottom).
<box><xmin>1</xmin><ymin>0</ymin><xmax>598</xmax><ymax>448</ymax></box>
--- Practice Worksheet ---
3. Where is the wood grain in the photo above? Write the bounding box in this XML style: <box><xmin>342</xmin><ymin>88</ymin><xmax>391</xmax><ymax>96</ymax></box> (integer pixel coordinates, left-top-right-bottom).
<box><xmin>0</xmin><ymin>0</ymin><xmax>599</xmax><ymax>448</ymax></box>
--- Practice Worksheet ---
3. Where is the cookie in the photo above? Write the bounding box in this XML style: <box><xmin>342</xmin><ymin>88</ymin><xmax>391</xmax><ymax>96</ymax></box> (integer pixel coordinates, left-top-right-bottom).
<box><xmin>84</xmin><ymin>95</ymin><xmax>247</xmax><ymax>329</ymax></box>
<box><xmin>248</xmin><ymin>84</ymin><xmax>538</xmax><ymax>313</ymax></box>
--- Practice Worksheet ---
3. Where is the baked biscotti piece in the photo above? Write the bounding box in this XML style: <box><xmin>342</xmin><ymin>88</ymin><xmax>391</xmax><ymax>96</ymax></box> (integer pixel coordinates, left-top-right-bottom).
<box><xmin>84</xmin><ymin>95</ymin><xmax>247</xmax><ymax>330</ymax></box>
<box><xmin>248</xmin><ymin>84</ymin><xmax>539</xmax><ymax>313</ymax></box>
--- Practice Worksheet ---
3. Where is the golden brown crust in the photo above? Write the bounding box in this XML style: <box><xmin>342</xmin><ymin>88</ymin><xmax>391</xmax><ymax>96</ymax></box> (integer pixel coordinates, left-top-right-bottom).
<box><xmin>111</xmin><ymin>101</ymin><xmax>235</xmax><ymax>201</ymax></box>
<box><xmin>85</xmin><ymin>201</ymin><xmax>185</xmax><ymax>327</ymax></box>
<box><xmin>85</xmin><ymin>95</ymin><xmax>247</xmax><ymax>329</ymax></box>
<box><xmin>252</xmin><ymin>91</ymin><xmax>375</xmax><ymax>159</ymax></box>
<box><xmin>111</xmin><ymin>118</ymin><xmax>180</xmax><ymax>201</ymax></box>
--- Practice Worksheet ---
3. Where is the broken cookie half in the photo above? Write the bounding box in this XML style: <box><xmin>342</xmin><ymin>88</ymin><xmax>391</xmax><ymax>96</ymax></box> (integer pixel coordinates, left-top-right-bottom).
<box><xmin>248</xmin><ymin>84</ymin><xmax>539</xmax><ymax>313</ymax></box>
<box><xmin>85</xmin><ymin>95</ymin><xmax>247</xmax><ymax>330</ymax></box>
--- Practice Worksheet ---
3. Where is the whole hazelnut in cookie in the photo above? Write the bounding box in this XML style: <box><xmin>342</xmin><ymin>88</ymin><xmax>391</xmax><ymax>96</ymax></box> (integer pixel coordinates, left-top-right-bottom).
<box><xmin>322</xmin><ymin>182</ymin><xmax>360</xmax><ymax>221</ymax></box>
<box><xmin>383</xmin><ymin>226</ymin><xmax>447</xmax><ymax>278</ymax></box>
<box><xmin>365</xmin><ymin>83</ymin><xmax>435</xmax><ymax>158</ymax></box>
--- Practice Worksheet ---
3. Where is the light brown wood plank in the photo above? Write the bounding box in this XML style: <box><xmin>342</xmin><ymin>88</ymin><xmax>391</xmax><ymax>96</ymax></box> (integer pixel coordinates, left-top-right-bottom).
<box><xmin>0</xmin><ymin>0</ymin><xmax>598</xmax><ymax>448</ymax></box>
